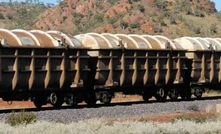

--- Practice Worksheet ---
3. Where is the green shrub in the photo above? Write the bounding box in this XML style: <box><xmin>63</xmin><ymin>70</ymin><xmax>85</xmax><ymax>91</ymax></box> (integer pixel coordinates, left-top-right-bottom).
<box><xmin>130</xmin><ymin>23</ymin><xmax>139</xmax><ymax>29</ymax></box>
<box><xmin>87</xmin><ymin>10</ymin><xmax>93</xmax><ymax>17</ymax></box>
<box><xmin>215</xmin><ymin>12</ymin><xmax>221</xmax><ymax>20</ymax></box>
<box><xmin>17</xmin><ymin>8</ymin><xmax>27</xmax><ymax>16</ymax></box>
<box><xmin>174</xmin><ymin>116</ymin><xmax>207</xmax><ymax>123</ymax></box>
<box><xmin>194</xmin><ymin>28</ymin><xmax>201</xmax><ymax>35</ymax></box>
<box><xmin>63</xmin><ymin>16</ymin><xmax>67</xmax><ymax>21</ymax></box>
<box><xmin>137</xmin><ymin>4</ymin><xmax>145</xmax><ymax>13</ymax></box>
<box><xmin>0</xmin><ymin>13</ymin><xmax>4</xmax><ymax>19</ymax></box>
<box><xmin>94</xmin><ymin>13</ymin><xmax>104</xmax><ymax>23</ymax></box>
<box><xmin>153</xmin><ymin>25</ymin><xmax>163</xmax><ymax>33</ymax></box>
<box><xmin>176</xmin><ymin>0</ymin><xmax>193</xmax><ymax>15</ymax></box>
<box><xmin>52</xmin><ymin>119</ymin><xmax>67</xmax><ymax>124</ymax></box>
<box><xmin>194</xmin><ymin>5</ymin><xmax>205</xmax><ymax>17</ymax></box>
<box><xmin>107</xmin><ymin>17</ymin><xmax>117</xmax><ymax>24</ymax></box>
<box><xmin>72</xmin><ymin>12</ymin><xmax>84</xmax><ymax>19</ymax></box>
<box><xmin>210</xmin><ymin>24</ymin><xmax>217</xmax><ymax>34</ymax></box>
<box><xmin>6</xmin><ymin>14</ymin><xmax>13</xmax><ymax>20</ymax></box>
<box><xmin>120</xmin><ymin>21</ymin><xmax>129</xmax><ymax>30</ymax></box>
<box><xmin>170</xmin><ymin>16</ymin><xmax>176</xmax><ymax>24</ymax></box>
<box><xmin>7</xmin><ymin>111</ymin><xmax>37</xmax><ymax>126</ymax></box>
<box><xmin>109</xmin><ymin>0</ymin><xmax>118</xmax><ymax>5</ymax></box>
<box><xmin>74</xmin><ymin>19</ymin><xmax>80</xmax><ymax>25</ymax></box>
<box><xmin>154</xmin><ymin>0</ymin><xmax>166</xmax><ymax>10</ymax></box>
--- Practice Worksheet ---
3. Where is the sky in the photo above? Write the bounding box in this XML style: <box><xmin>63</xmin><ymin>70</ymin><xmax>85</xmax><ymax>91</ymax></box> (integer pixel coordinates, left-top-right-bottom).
<box><xmin>0</xmin><ymin>0</ymin><xmax>220</xmax><ymax>11</ymax></box>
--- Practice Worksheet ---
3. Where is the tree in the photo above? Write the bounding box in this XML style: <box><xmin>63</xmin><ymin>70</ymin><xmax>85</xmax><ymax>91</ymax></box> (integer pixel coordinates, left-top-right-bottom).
<box><xmin>120</xmin><ymin>21</ymin><xmax>129</xmax><ymax>30</ymax></box>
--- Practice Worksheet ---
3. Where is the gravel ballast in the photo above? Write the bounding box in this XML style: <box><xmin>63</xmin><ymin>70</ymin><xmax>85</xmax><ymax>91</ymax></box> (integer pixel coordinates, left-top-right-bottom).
<box><xmin>0</xmin><ymin>99</ymin><xmax>221</xmax><ymax>122</ymax></box>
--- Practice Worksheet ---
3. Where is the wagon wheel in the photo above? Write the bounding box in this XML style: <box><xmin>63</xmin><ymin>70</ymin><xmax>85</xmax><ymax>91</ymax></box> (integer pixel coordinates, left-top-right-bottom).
<box><xmin>33</xmin><ymin>100</ymin><xmax>43</xmax><ymax>109</ymax></box>
<box><xmin>65</xmin><ymin>94</ymin><xmax>78</xmax><ymax>107</ymax></box>
<box><xmin>102</xmin><ymin>93</ymin><xmax>112</xmax><ymax>105</ymax></box>
<box><xmin>33</xmin><ymin>96</ymin><xmax>43</xmax><ymax>109</ymax></box>
<box><xmin>142</xmin><ymin>90</ymin><xmax>152</xmax><ymax>102</ymax></box>
<box><xmin>194</xmin><ymin>87</ymin><xmax>203</xmax><ymax>99</ymax></box>
<box><xmin>142</xmin><ymin>94</ymin><xmax>150</xmax><ymax>102</ymax></box>
<box><xmin>49</xmin><ymin>93</ymin><xmax>64</xmax><ymax>108</ymax></box>
<box><xmin>168</xmin><ymin>89</ymin><xmax>179</xmax><ymax>101</ymax></box>
<box><xmin>155</xmin><ymin>88</ymin><xmax>168</xmax><ymax>101</ymax></box>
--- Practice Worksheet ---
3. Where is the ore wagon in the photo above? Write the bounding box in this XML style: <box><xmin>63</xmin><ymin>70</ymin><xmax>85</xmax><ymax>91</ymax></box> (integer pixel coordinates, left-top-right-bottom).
<box><xmin>75</xmin><ymin>33</ymin><xmax>187</xmax><ymax>104</ymax></box>
<box><xmin>174</xmin><ymin>37</ymin><xmax>221</xmax><ymax>98</ymax></box>
<box><xmin>0</xmin><ymin>29</ymin><xmax>90</xmax><ymax>108</ymax></box>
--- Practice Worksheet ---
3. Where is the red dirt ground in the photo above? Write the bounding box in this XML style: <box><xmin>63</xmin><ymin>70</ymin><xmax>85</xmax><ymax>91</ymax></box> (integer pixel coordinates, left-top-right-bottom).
<box><xmin>101</xmin><ymin>111</ymin><xmax>218</xmax><ymax>123</ymax></box>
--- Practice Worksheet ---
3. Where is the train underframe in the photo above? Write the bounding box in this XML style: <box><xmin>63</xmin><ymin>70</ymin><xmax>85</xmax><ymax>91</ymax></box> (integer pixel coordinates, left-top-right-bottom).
<box><xmin>0</xmin><ymin>83</ymin><xmax>217</xmax><ymax>109</ymax></box>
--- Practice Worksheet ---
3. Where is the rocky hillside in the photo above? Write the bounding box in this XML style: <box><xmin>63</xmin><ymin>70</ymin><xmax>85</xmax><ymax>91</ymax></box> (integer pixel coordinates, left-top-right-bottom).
<box><xmin>34</xmin><ymin>0</ymin><xmax>221</xmax><ymax>38</ymax></box>
<box><xmin>0</xmin><ymin>0</ymin><xmax>221</xmax><ymax>38</ymax></box>
<box><xmin>0</xmin><ymin>2</ymin><xmax>48</xmax><ymax>30</ymax></box>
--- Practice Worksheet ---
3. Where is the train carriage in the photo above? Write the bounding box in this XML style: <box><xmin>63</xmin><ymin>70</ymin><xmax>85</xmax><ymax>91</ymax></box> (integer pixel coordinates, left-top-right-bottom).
<box><xmin>75</xmin><ymin>33</ymin><xmax>187</xmax><ymax>104</ymax></box>
<box><xmin>0</xmin><ymin>29</ymin><xmax>220</xmax><ymax>109</ymax></box>
<box><xmin>0</xmin><ymin>29</ymin><xmax>90</xmax><ymax>108</ymax></box>
<box><xmin>174</xmin><ymin>37</ymin><xmax>221</xmax><ymax>98</ymax></box>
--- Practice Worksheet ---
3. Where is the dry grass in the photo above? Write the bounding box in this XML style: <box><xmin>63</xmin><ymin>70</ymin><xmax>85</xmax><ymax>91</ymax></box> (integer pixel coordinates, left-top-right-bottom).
<box><xmin>0</xmin><ymin>119</ymin><xmax>221</xmax><ymax>134</ymax></box>
<box><xmin>0</xmin><ymin>111</ymin><xmax>220</xmax><ymax>134</ymax></box>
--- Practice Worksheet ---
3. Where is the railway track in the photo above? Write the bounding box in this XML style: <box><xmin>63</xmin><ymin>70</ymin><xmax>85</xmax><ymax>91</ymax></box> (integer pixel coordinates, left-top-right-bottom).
<box><xmin>1</xmin><ymin>96</ymin><xmax>221</xmax><ymax>113</ymax></box>
<box><xmin>0</xmin><ymin>96</ymin><xmax>221</xmax><ymax>123</ymax></box>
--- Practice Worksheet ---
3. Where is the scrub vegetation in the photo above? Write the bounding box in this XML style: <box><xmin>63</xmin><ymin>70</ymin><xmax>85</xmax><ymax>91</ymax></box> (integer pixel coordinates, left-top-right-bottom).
<box><xmin>2</xmin><ymin>111</ymin><xmax>221</xmax><ymax>134</ymax></box>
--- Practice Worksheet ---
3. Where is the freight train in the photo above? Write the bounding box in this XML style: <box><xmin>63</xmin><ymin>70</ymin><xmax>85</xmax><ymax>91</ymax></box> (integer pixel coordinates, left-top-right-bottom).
<box><xmin>0</xmin><ymin>29</ymin><xmax>219</xmax><ymax>108</ymax></box>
